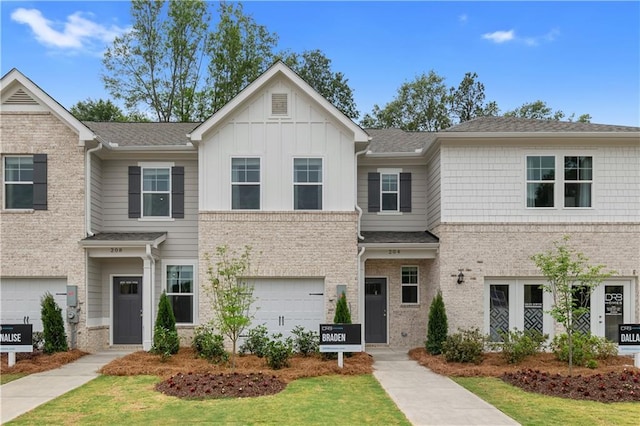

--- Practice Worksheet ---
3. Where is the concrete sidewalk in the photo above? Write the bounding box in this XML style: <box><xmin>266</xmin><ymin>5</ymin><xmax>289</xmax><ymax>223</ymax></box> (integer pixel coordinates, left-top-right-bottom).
<box><xmin>0</xmin><ymin>351</ymin><xmax>131</xmax><ymax>424</ymax></box>
<box><xmin>369</xmin><ymin>347</ymin><xmax>519</xmax><ymax>426</ymax></box>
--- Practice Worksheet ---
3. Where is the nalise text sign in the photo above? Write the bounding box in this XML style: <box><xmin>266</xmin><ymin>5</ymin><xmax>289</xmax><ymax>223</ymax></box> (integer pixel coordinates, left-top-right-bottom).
<box><xmin>1</xmin><ymin>324</ymin><xmax>33</xmax><ymax>367</ymax></box>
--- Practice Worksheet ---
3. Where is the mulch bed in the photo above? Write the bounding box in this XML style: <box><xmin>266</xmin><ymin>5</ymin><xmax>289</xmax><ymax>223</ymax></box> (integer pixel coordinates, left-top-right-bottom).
<box><xmin>0</xmin><ymin>349</ymin><xmax>87</xmax><ymax>374</ymax></box>
<box><xmin>155</xmin><ymin>371</ymin><xmax>287</xmax><ymax>399</ymax></box>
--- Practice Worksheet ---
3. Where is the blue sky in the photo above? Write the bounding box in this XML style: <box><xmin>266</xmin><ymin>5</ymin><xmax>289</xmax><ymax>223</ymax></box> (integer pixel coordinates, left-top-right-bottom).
<box><xmin>1</xmin><ymin>1</ymin><xmax>639</xmax><ymax>126</ymax></box>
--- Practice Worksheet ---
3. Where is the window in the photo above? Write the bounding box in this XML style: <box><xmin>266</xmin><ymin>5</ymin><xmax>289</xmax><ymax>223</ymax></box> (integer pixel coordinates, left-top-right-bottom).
<box><xmin>381</xmin><ymin>173</ymin><xmax>399</xmax><ymax>211</ymax></box>
<box><xmin>294</xmin><ymin>158</ymin><xmax>322</xmax><ymax>210</ymax></box>
<box><xmin>3</xmin><ymin>154</ymin><xmax>47</xmax><ymax>210</ymax></box>
<box><xmin>368</xmin><ymin>171</ymin><xmax>412</xmax><ymax>213</ymax></box>
<box><xmin>4</xmin><ymin>156</ymin><xmax>33</xmax><ymax>209</ymax></box>
<box><xmin>232</xmin><ymin>158</ymin><xmax>260</xmax><ymax>210</ymax></box>
<box><xmin>401</xmin><ymin>266</ymin><xmax>418</xmax><ymax>304</ymax></box>
<box><xmin>526</xmin><ymin>156</ymin><xmax>555</xmax><ymax>207</ymax></box>
<box><xmin>142</xmin><ymin>167</ymin><xmax>170</xmax><ymax>217</ymax></box>
<box><xmin>564</xmin><ymin>156</ymin><xmax>592</xmax><ymax>207</ymax></box>
<box><xmin>166</xmin><ymin>264</ymin><xmax>194</xmax><ymax>323</ymax></box>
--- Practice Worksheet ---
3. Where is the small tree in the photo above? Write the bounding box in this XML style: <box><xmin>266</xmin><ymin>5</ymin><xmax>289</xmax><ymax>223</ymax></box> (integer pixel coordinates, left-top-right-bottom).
<box><xmin>334</xmin><ymin>292</ymin><xmax>352</xmax><ymax>324</ymax></box>
<box><xmin>531</xmin><ymin>236</ymin><xmax>613</xmax><ymax>375</ymax></box>
<box><xmin>152</xmin><ymin>291</ymin><xmax>179</xmax><ymax>359</ymax></box>
<box><xmin>206</xmin><ymin>245</ymin><xmax>255</xmax><ymax>368</ymax></box>
<box><xmin>425</xmin><ymin>291</ymin><xmax>448</xmax><ymax>355</ymax></box>
<box><xmin>41</xmin><ymin>292</ymin><xmax>68</xmax><ymax>354</ymax></box>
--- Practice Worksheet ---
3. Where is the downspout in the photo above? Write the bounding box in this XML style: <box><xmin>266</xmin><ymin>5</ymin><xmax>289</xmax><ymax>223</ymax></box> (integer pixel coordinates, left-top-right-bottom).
<box><xmin>143</xmin><ymin>243</ymin><xmax>156</xmax><ymax>351</ymax></box>
<box><xmin>85</xmin><ymin>142</ymin><xmax>102</xmax><ymax>236</ymax></box>
<box><xmin>357</xmin><ymin>246</ymin><xmax>366</xmax><ymax>348</ymax></box>
<box><xmin>354</xmin><ymin>147</ymin><xmax>369</xmax><ymax>240</ymax></box>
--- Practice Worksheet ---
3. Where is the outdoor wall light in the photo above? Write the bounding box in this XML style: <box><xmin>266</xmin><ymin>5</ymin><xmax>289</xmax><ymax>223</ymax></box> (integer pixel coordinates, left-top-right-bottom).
<box><xmin>456</xmin><ymin>270</ymin><xmax>465</xmax><ymax>285</ymax></box>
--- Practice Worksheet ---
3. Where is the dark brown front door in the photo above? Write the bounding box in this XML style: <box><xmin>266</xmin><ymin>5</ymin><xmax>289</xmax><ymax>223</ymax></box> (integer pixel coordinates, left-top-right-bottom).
<box><xmin>365</xmin><ymin>278</ymin><xmax>387</xmax><ymax>343</ymax></box>
<box><xmin>113</xmin><ymin>276</ymin><xmax>142</xmax><ymax>344</ymax></box>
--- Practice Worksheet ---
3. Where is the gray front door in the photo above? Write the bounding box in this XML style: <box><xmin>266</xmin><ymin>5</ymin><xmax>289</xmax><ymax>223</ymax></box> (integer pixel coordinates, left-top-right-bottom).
<box><xmin>365</xmin><ymin>278</ymin><xmax>387</xmax><ymax>343</ymax></box>
<box><xmin>113</xmin><ymin>276</ymin><xmax>142</xmax><ymax>344</ymax></box>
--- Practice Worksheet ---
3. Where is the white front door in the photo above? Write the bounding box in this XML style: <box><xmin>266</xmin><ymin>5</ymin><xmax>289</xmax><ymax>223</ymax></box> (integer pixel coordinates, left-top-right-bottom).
<box><xmin>591</xmin><ymin>280</ymin><xmax>633</xmax><ymax>341</ymax></box>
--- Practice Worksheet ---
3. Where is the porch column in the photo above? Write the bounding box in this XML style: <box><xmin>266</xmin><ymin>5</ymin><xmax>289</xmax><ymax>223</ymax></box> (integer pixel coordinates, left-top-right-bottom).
<box><xmin>142</xmin><ymin>254</ymin><xmax>153</xmax><ymax>351</ymax></box>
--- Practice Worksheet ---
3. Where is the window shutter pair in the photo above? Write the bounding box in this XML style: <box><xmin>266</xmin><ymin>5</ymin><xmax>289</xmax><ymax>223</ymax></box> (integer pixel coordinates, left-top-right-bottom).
<box><xmin>128</xmin><ymin>166</ymin><xmax>184</xmax><ymax>218</ymax></box>
<box><xmin>367</xmin><ymin>172</ymin><xmax>411</xmax><ymax>213</ymax></box>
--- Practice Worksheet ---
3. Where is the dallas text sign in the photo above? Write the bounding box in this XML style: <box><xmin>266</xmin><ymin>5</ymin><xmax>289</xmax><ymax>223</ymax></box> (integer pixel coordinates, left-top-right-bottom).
<box><xmin>618</xmin><ymin>324</ymin><xmax>640</xmax><ymax>353</ymax></box>
<box><xmin>0</xmin><ymin>324</ymin><xmax>33</xmax><ymax>353</ymax></box>
<box><xmin>319</xmin><ymin>324</ymin><xmax>362</xmax><ymax>353</ymax></box>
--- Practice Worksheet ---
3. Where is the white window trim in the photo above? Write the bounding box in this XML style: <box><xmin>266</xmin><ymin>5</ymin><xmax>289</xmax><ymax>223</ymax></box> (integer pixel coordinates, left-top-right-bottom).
<box><xmin>3</xmin><ymin>155</ymin><xmax>34</xmax><ymax>211</ymax></box>
<box><xmin>230</xmin><ymin>157</ymin><xmax>262</xmax><ymax>211</ymax></box>
<box><xmin>401</xmin><ymin>265</ymin><xmax>419</xmax><ymax>305</ymax></box>
<box><xmin>138</xmin><ymin>161</ymin><xmax>174</xmax><ymax>220</ymax></box>
<box><xmin>162</xmin><ymin>259</ymin><xmax>198</xmax><ymax>325</ymax></box>
<box><xmin>377</xmin><ymin>167</ymin><xmax>402</xmax><ymax>214</ymax></box>
<box><xmin>524</xmin><ymin>155</ymin><xmax>557</xmax><ymax>210</ymax></box>
<box><xmin>292</xmin><ymin>156</ymin><xmax>324</xmax><ymax>211</ymax></box>
<box><xmin>484</xmin><ymin>279</ymin><xmax>554</xmax><ymax>341</ymax></box>
<box><xmin>563</xmin><ymin>155</ymin><xmax>594</xmax><ymax>209</ymax></box>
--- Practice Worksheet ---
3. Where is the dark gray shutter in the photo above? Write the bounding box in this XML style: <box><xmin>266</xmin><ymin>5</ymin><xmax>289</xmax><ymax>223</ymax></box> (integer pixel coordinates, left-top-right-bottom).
<box><xmin>400</xmin><ymin>172</ymin><xmax>412</xmax><ymax>212</ymax></box>
<box><xmin>32</xmin><ymin>154</ymin><xmax>47</xmax><ymax>210</ymax></box>
<box><xmin>368</xmin><ymin>172</ymin><xmax>380</xmax><ymax>212</ymax></box>
<box><xmin>128</xmin><ymin>166</ymin><xmax>141</xmax><ymax>218</ymax></box>
<box><xmin>172</xmin><ymin>166</ymin><xmax>184</xmax><ymax>219</ymax></box>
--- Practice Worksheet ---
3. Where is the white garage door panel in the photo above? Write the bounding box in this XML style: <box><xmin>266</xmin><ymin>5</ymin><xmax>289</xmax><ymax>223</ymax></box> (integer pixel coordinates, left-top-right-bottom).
<box><xmin>250</xmin><ymin>279</ymin><xmax>324</xmax><ymax>337</ymax></box>
<box><xmin>0</xmin><ymin>278</ymin><xmax>67</xmax><ymax>332</ymax></box>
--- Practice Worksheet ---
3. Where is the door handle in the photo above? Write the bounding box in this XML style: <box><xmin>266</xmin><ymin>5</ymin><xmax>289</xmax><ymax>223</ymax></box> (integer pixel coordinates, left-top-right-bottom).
<box><xmin>140</xmin><ymin>309</ymin><xmax>143</xmax><ymax>318</ymax></box>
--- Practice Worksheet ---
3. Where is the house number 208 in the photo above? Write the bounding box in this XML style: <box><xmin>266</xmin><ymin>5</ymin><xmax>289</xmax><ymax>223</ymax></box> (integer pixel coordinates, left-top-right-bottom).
<box><xmin>388</xmin><ymin>249</ymin><xmax>401</xmax><ymax>254</ymax></box>
<box><xmin>110</xmin><ymin>248</ymin><xmax>123</xmax><ymax>253</ymax></box>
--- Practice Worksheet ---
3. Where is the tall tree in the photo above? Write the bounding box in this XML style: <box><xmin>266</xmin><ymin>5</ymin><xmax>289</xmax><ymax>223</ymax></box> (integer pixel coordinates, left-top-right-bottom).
<box><xmin>199</xmin><ymin>1</ymin><xmax>277</xmax><ymax>117</ymax></box>
<box><xmin>102</xmin><ymin>0</ymin><xmax>209</xmax><ymax>122</ymax></box>
<box><xmin>449</xmin><ymin>72</ymin><xmax>499</xmax><ymax>123</ymax></box>
<box><xmin>284</xmin><ymin>50</ymin><xmax>359</xmax><ymax>119</ymax></box>
<box><xmin>71</xmin><ymin>98</ymin><xmax>127</xmax><ymax>122</ymax></box>
<box><xmin>361</xmin><ymin>71</ymin><xmax>451</xmax><ymax>131</ymax></box>
<box><xmin>504</xmin><ymin>100</ymin><xmax>567</xmax><ymax>121</ymax></box>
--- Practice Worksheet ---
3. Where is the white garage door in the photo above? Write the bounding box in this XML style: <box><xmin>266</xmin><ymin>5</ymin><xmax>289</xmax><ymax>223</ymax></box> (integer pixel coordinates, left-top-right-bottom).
<box><xmin>0</xmin><ymin>278</ymin><xmax>67</xmax><ymax>332</ymax></box>
<box><xmin>250</xmin><ymin>278</ymin><xmax>325</xmax><ymax>338</ymax></box>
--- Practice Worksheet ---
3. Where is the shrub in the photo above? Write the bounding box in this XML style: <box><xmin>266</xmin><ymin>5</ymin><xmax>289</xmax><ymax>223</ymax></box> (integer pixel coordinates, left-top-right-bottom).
<box><xmin>291</xmin><ymin>326</ymin><xmax>319</xmax><ymax>356</ymax></box>
<box><xmin>334</xmin><ymin>292</ymin><xmax>352</xmax><ymax>324</ymax></box>
<box><xmin>493</xmin><ymin>329</ymin><xmax>547</xmax><ymax>364</ymax></box>
<box><xmin>239</xmin><ymin>325</ymin><xmax>270</xmax><ymax>357</ymax></box>
<box><xmin>425</xmin><ymin>291</ymin><xmax>448</xmax><ymax>355</ymax></box>
<box><xmin>192</xmin><ymin>323</ymin><xmax>229</xmax><ymax>364</ymax></box>
<box><xmin>32</xmin><ymin>331</ymin><xmax>44</xmax><ymax>351</ymax></box>
<box><xmin>265</xmin><ymin>333</ymin><xmax>293</xmax><ymax>370</ymax></box>
<box><xmin>550</xmin><ymin>332</ymin><xmax>617</xmax><ymax>366</ymax></box>
<box><xmin>41</xmin><ymin>292</ymin><xmax>68</xmax><ymax>354</ymax></box>
<box><xmin>151</xmin><ymin>292</ymin><xmax>179</xmax><ymax>358</ymax></box>
<box><xmin>442</xmin><ymin>328</ymin><xmax>485</xmax><ymax>364</ymax></box>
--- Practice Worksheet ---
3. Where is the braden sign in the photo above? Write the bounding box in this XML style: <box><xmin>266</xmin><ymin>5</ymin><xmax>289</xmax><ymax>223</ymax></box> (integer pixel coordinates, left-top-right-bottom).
<box><xmin>319</xmin><ymin>324</ymin><xmax>362</xmax><ymax>353</ymax></box>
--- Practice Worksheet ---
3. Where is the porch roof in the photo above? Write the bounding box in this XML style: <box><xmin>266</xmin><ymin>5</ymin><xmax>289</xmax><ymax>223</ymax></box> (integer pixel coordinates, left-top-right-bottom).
<box><xmin>360</xmin><ymin>231</ymin><xmax>439</xmax><ymax>245</ymax></box>
<box><xmin>80</xmin><ymin>232</ymin><xmax>167</xmax><ymax>247</ymax></box>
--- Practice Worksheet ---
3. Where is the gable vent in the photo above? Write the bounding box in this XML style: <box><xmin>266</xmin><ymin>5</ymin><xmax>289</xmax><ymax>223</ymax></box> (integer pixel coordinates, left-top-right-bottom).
<box><xmin>4</xmin><ymin>89</ymin><xmax>38</xmax><ymax>105</ymax></box>
<box><xmin>271</xmin><ymin>93</ymin><xmax>288</xmax><ymax>116</ymax></box>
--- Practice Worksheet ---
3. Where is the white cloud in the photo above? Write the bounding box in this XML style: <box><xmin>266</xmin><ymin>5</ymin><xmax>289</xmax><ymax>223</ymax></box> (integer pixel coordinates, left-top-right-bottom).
<box><xmin>459</xmin><ymin>14</ymin><xmax>468</xmax><ymax>24</ymax></box>
<box><xmin>482</xmin><ymin>30</ymin><xmax>515</xmax><ymax>43</ymax></box>
<box><xmin>11</xmin><ymin>8</ymin><xmax>128</xmax><ymax>51</ymax></box>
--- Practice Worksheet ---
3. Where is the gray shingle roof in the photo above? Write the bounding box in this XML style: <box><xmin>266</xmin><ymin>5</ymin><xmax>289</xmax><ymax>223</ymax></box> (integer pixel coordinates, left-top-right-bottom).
<box><xmin>82</xmin><ymin>232</ymin><xmax>167</xmax><ymax>242</ymax></box>
<box><xmin>360</xmin><ymin>231</ymin><xmax>439</xmax><ymax>244</ymax></box>
<box><xmin>443</xmin><ymin>117</ymin><xmax>640</xmax><ymax>133</ymax></box>
<box><xmin>365</xmin><ymin>128</ymin><xmax>436</xmax><ymax>153</ymax></box>
<box><xmin>83</xmin><ymin>122</ymin><xmax>201</xmax><ymax>146</ymax></box>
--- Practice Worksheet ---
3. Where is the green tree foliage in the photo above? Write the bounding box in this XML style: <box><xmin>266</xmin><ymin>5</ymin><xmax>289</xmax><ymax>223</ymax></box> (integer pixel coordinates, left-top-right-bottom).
<box><xmin>425</xmin><ymin>291</ymin><xmax>448</xmax><ymax>355</ymax></box>
<box><xmin>70</xmin><ymin>98</ymin><xmax>149</xmax><ymax>122</ymax></box>
<box><xmin>283</xmin><ymin>49</ymin><xmax>359</xmax><ymax>119</ymax></box>
<box><xmin>361</xmin><ymin>70</ymin><xmax>451</xmax><ymax>131</ymax></box>
<box><xmin>504</xmin><ymin>100</ymin><xmax>590</xmax><ymax>122</ymax></box>
<box><xmin>205</xmin><ymin>245</ymin><xmax>255</xmax><ymax>368</ymax></box>
<box><xmin>334</xmin><ymin>292</ymin><xmax>352</xmax><ymax>324</ymax></box>
<box><xmin>530</xmin><ymin>236</ymin><xmax>613</xmax><ymax>375</ymax></box>
<box><xmin>152</xmin><ymin>291</ymin><xmax>179</xmax><ymax>359</ymax></box>
<box><xmin>40</xmin><ymin>292</ymin><xmax>68</xmax><ymax>354</ymax></box>
<box><xmin>199</xmin><ymin>1</ymin><xmax>277</xmax><ymax>117</ymax></box>
<box><xmin>449</xmin><ymin>72</ymin><xmax>499</xmax><ymax>123</ymax></box>
<box><xmin>103</xmin><ymin>0</ymin><xmax>210</xmax><ymax>122</ymax></box>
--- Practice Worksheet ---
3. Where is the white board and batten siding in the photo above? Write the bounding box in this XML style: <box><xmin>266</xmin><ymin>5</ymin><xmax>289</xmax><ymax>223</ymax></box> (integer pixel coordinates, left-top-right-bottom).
<box><xmin>199</xmin><ymin>79</ymin><xmax>356</xmax><ymax>212</ymax></box>
<box><xmin>248</xmin><ymin>278</ymin><xmax>325</xmax><ymax>339</ymax></box>
<box><xmin>0</xmin><ymin>278</ymin><xmax>67</xmax><ymax>332</ymax></box>
<box><xmin>440</xmin><ymin>142</ymin><xmax>640</xmax><ymax>223</ymax></box>
<box><xmin>357</xmin><ymin>164</ymin><xmax>430</xmax><ymax>232</ymax></box>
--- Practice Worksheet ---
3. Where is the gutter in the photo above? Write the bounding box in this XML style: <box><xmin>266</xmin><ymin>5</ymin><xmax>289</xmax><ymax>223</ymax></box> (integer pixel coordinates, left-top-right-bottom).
<box><xmin>357</xmin><ymin>246</ymin><xmax>366</xmax><ymax>348</ymax></box>
<box><xmin>85</xmin><ymin>142</ymin><xmax>103</xmax><ymax>236</ymax></box>
<box><xmin>354</xmin><ymin>144</ymin><xmax>370</xmax><ymax>240</ymax></box>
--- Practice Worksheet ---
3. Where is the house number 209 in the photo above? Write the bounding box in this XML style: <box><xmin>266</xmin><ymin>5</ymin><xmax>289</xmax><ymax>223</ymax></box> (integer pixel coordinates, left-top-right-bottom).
<box><xmin>110</xmin><ymin>248</ymin><xmax>123</xmax><ymax>253</ymax></box>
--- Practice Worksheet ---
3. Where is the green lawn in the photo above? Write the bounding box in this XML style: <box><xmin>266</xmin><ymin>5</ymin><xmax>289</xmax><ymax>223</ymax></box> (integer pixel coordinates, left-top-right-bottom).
<box><xmin>1</xmin><ymin>373</ymin><xmax>27</xmax><ymax>385</ymax></box>
<box><xmin>454</xmin><ymin>377</ymin><xmax>640</xmax><ymax>426</ymax></box>
<box><xmin>9</xmin><ymin>374</ymin><xmax>410</xmax><ymax>425</ymax></box>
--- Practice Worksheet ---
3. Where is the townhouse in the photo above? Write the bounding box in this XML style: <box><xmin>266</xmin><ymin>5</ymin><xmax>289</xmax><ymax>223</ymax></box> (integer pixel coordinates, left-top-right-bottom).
<box><xmin>1</xmin><ymin>63</ymin><xmax>638</xmax><ymax>352</ymax></box>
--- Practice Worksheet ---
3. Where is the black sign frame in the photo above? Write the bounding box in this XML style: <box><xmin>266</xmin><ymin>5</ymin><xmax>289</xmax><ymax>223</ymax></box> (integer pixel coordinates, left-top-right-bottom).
<box><xmin>1</xmin><ymin>324</ymin><xmax>33</xmax><ymax>353</ymax></box>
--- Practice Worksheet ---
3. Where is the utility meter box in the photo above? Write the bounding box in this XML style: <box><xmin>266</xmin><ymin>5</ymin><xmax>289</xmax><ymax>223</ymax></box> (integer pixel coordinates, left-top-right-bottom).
<box><xmin>66</xmin><ymin>285</ymin><xmax>78</xmax><ymax>307</ymax></box>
